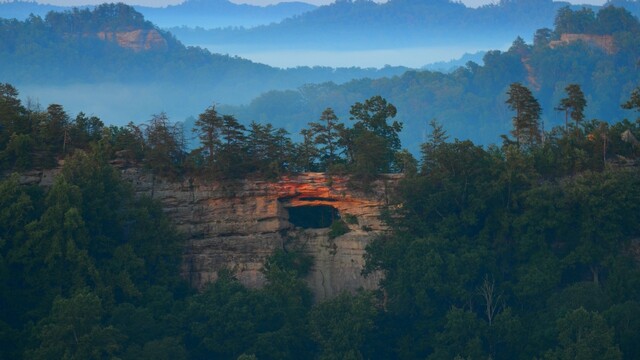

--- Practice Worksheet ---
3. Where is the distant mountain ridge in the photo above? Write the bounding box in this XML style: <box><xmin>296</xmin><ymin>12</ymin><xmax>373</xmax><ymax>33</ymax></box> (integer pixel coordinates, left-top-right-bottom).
<box><xmin>170</xmin><ymin>0</ymin><xmax>569</xmax><ymax>50</ymax></box>
<box><xmin>0</xmin><ymin>0</ymin><xmax>317</xmax><ymax>28</ymax></box>
<box><xmin>218</xmin><ymin>5</ymin><xmax>640</xmax><ymax>150</ymax></box>
<box><xmin>169</xmin><ymin>0</ymin><xmax>640</xmax><ymax>52</ymax></box>
<box><xmin>138</xmin><ymin>0</ymin><xmax>317</xmax><ymax>28</ymax></box>
<box><xmin>0</xmin><ymin>3</ymin><xmax>408</xmax><ymax>125</ymax></box>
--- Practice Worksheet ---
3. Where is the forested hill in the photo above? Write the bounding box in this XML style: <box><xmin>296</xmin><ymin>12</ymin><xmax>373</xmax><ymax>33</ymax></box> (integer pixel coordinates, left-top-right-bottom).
<box><xmin>169</xmin><ymin>0</ymin><xmax>640</xmax><ymax>50</ymax></box>
<box><xmin>221</xmin><ymin>5</ymin><xmax>640</xmax><ymax>150</ymax></box>
<box><xmin>0</xmin><ymin>3</ymin><xmax>408</xmax><ymax>110</ymax></box>
<box><xmin>0</xmin><ymin>3</ymin><xmax>406</xmax><ymax>87</ymax></box>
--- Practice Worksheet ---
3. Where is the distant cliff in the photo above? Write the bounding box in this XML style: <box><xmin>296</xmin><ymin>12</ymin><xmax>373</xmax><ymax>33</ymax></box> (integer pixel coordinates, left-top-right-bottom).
<box><xmin>549</xmin><ymin>33</ymin><xmax>616</xmax><ymax>54</ymax></box>
<box><xmin>96</xmin><ymin>29</ymin><xmax>168</xmax><ymax>52</ymax></box>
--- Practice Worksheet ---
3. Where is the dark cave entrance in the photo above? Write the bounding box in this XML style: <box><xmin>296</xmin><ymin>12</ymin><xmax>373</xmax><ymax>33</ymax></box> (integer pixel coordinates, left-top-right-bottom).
<box><xmin>288</xmin><ymin>205</ymin><xmax>339</xmax><ymax>229</ymax></box>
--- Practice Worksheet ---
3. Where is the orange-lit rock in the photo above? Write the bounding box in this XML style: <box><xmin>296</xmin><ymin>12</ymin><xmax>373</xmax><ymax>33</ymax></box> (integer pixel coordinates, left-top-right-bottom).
<box><xmin>96</xmin><ymin>29</ymin><xmax>168</xmax><ymax>52</ymax></box>
<box><xmin>549</xmin><ymin>33</ymin><xmax>616</xmax><ymax>54</ymax></box>
<box><xmin>122</xmin><ymin>169</ymin><xmax>401</xmax><ymax>300</ymax></box>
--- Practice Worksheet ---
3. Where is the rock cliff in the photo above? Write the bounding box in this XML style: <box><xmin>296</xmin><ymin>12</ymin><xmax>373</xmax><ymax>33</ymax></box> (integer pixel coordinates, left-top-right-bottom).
<box><xmin>18</xmin><ymin>166</ymin><xmax>399</xmax><ymax>300</ymax></box>
<box><xmin>549</xmin><ymin>33</ymin><xmax>616</xmax><ymax>54</ymax></box>
<box><xmin>122</xmin><ymin>170</ymin><xmax>399</xmax><ymax>300</ymax></box>
<box><xmin>96</xmin><ymin>29</ymin><xmax>169</xmax><ymax>52</ymax></box>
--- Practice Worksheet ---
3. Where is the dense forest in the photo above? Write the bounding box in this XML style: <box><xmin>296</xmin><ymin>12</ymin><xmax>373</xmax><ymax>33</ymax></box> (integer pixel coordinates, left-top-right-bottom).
<box><xmin>222</xmin><ymin>5</ymin><xmax>640</xmax><ymax>151</ymax></box>
<box><xmin>2</xmin><ymin>67</ymin><xmax>640</xmax><ymax>358</ymax></box>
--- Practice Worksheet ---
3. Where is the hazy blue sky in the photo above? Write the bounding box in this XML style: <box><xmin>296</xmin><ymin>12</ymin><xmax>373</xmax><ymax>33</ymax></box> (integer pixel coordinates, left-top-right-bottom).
<box><xmin>26</xmin><ymin>0</ymin><xmax>608</xmax><ymax>8</ymax></box>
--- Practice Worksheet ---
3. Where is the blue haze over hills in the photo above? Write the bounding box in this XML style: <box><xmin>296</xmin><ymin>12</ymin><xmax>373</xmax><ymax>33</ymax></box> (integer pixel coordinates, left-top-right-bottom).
<box><xmin>2</xmin><ymin>0</ymin><xmax>640</xmax><ymax>149</ymax></box>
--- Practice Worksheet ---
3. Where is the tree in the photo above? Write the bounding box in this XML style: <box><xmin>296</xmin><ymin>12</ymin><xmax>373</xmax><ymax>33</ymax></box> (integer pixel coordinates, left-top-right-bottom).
<box><xmin>349</xmin><ymin>96</ymin><xmax>402</xmax><ymax>154</ymax></box>
<box><xmin>420</xmin><ymin>119</ymin><xmax>449</xmax><ymax>174</ymax></box>
<box><xmin>193</xmin><ymin>105</ymin><xmax>222</xmax><ymax>169</ymax></box>
<box><xmin>544</xmin><ymin>308</ymin><xmax>621</xmax><ymax>360</ymax></box>
<box><xmin>39</xmin><ymin>104</ymin><xmax>70</xmax><ymax>160</ymax></box>
<box><xmin>308</xmin><ymin>107</ymin><xmax>345</xmax><ymax>171</ymax></box>
<box><xmin>246</xmin><ymin>122</ymin><xmax>293</xmax><ymax>178</ymax></box>
<box><xmin>347</xmin><ymin>96</ymin><xmax>403</xmax><ymax>181</ymax></box>
<box><xmin>557</xmin><ymin>84</ymin><xmax>587</xmax><ymax>129</ymax></box>
<box><xmin>143</xmin><ymin>112</ymin><xmax>185</xmax><ymax>178</ymax></box>
<box><xmin>309</xmin><ymin>291</ymin><xmax>377</xmax><ymax>360</ymax></box>
<box><xmin>621</xmin><ymin>86</ymin><xmax>640</xmax><ymax>113</ymax></box>
<box><xmin>533</xmin><ymin>28</ymin><xmax>553</xmax><ymax>48</ymax></box>
<box><xmin>506</xmin><ymin>82</ymin><xmax>542</xmax><ymax>147</ymax></box>
<box><xmin>293</xmin><ymin>129</ymin><xmax>320</xmax><ymax>172</ymax></box>
<box><xmin>70</xmin><ymin>112</ymin><xmax>103</xmax><ymax>150</ymax></box>
<box><xmin>109</xmin><ymin>122</ymin><xmax>145</xmax><ymax>164</ymax></box>
<box><xmin>29</xmin><ymin>290</ymin><xmax>124</xmax><ymax>360</ymax></box>
<box><xmin>0</xmin><ymin>83</ymin><xmax>28</xmax><ymax>150</ymax></box>
<box><xmin>216</xmin><ymin>114</ymin><xmax>248</xmax><ymax>178</ymax></box>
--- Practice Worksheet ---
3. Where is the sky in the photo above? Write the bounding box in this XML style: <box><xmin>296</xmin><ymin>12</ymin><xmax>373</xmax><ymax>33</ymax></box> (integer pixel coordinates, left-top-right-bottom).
<box><xmin>23</xmin><ymin>0</ymin><xmax>608</xmax><ymax>9</ymax></box>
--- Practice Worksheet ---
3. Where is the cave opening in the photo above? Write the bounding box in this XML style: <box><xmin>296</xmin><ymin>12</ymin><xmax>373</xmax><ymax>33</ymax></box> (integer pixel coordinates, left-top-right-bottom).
<box><xmin>288</xmin><ymin>205</ymin><xmax>339</xmax><ymax>229</ymax></box>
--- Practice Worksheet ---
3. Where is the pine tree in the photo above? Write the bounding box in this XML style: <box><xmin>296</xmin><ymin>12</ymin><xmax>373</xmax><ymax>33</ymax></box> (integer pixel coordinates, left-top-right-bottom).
<box><xmin>308</xmin><ymin>108</ymin><xmax>345</xmax><ymax>171</ymax></box>
<box><xmin>193</xmin><ymin>105</ymin><xmax>222</xmax><ymax>169</ymax></box>
<box><xmin>506</xmin><ymin>83</ymin><xmax>542</xmax><ymax>148</ymax></box>
<box><xmin>557</xmin><ymin>84</ymin><xmax>587</xmax><ymax>129</ymax></box>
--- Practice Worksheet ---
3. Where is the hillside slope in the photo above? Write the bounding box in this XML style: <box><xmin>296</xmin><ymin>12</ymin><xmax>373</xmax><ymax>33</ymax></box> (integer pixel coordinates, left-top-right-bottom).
<box><xmin>0</xmin><ymin>3</ymin><xmax>408</xmax><ymax>124</ymax></box>
<box><xmin>219</xmin><ymin>5</ymin><xmax>640</xmax><ymax>150</ymax></box>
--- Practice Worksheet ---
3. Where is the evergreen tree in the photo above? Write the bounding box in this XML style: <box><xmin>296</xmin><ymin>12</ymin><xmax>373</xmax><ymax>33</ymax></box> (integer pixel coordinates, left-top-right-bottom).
<box><xmin>506</xmin><ymin>82</ymin><xmax>542</xmax><ymax>147</ymax></box>
<box><xmin>557</xmin><ymin>83</ymin><xmax>587</xmax><ymax>129</ymax></box>
<box><xmin>216</xmin><ymin>114</ymin><xmax>247</xmax><ymax>178</ymax></box>
<box><xmin>420</xmin><ymin>119</ymin><xmax>449</xmax><ymax>174</ymax></box>
<box><xmin>622</xmin><ymin>86</ymin><xmax>640</xmax><ymax>113</ymax></box>
<box><xmin>308</xmin><ymin>108</ymin><xmax>345</xmax><ymax>171</ymax></box>
<box><xmin>193</xmin><ymin>105</ymin><xmax>222</xmax><ymax>170</ymax></box>
<box><xmin>143</xmin><ymin>112</ymin><xmax>185</xmax><ymax>178</ymax></box>
<box><xmin>347</xmin><ymin>96</ymin><xmax>403</xmax><ymax>182</ymax></box>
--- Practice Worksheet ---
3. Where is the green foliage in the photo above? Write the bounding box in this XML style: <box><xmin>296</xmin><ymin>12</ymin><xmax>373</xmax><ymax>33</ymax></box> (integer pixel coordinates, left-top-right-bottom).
<box><xmin>557</xmin><ymin>83</ymin><xmax>587</xmax><ymax>127</ymax></box>
<box><xmin>545</xmin><ymin>308</ymin><xmax>622</xmax><ymax>360</ymax></box>
<box><xmin>506</xmin><ymin>82</ymin><xmax>542</xmax><ymax>147</ymax></box>
<box><xmin>621</xmin><ymin>86</ymin><xmax>640</xmax><ymax>113</ymax></box>
<box><xmin>343</xmin><ymin>213</ymin><xmax>358</xmax><ymax>225</ymax></box>
<box><xmin>309</xmin><ymin>291</ymin><xmax>377</xmax><ymax>360</ymax></box>
<box><xmin>328</xmin><ymin>219</ymin><xmax>350</xmax><ymax>239</ymax></box>
<box><xmin>0</xmin><ymin>146</ymin><xmax>187</xmax><ymax>358</ymax></box>
<box><xmin>365</xmin><ymin>117</ymin><xmax>640</xmax><ymax>358</ymax></box>
<box><xmin>307</xmin><ymin>107</ymin><xmax>346</xmax><ymax>171</ymax></box>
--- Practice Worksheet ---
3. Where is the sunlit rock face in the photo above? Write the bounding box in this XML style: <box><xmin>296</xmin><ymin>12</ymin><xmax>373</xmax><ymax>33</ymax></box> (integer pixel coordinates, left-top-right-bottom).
<box><xmin>123</xmin><ymin>170</ymin><xmax>400</xmax><ymax>300</ymax></box>
<box><xmin>549</xmin><ymin>33</ymin><xmax>616</xmax><ymax>54</ymax></box>
<box><xmin>96</xmin><ymin>29</ymin><xmax>169</xmax><ymax>52</ymax></box>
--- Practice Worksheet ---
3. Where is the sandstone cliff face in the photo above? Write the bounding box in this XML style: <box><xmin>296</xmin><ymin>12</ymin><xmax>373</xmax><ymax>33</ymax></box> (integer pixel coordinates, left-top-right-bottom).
<box><xmin>549</xmin><ymin>33</ymin><xmax>616</xmax><ymax>54</ymax></box>
<box><xmin>123</xmin><ymin>170</ymin><xmax>399</xmax><ymax>300</ymax></box>
<box><xmin>18</xmin><ymin>166</ymin><xmax>398</xmax><ymax>300</ymax></box>
<box><xmin>96</xmin><ymin>29</ymin><xmax>169</xmax><ymax>52</ymax></box>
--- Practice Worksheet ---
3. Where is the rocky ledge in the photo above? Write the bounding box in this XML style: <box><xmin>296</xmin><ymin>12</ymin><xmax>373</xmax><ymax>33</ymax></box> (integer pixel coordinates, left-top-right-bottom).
<box><xmin>123</xmin><ymin>170</ymin><xmax>400</xmax><ymax>300</ymax></box>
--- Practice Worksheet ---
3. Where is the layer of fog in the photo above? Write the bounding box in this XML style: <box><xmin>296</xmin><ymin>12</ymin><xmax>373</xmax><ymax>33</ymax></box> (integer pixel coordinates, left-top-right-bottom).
<box><xmin>198</xmin><ymin>45</ymin><xmax>501</xmax><ymax>69</ymax></box>
<box><xmin>16</xmin><ymin>83</ymin><xmax>213</xmax><ymax>127</ymax></box>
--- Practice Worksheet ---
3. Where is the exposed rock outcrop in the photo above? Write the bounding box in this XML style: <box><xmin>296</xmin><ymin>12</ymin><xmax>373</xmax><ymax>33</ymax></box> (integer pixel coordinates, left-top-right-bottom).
<box><xmin>17</xmin><ymin>165</ymin><xmax>399</xmax><ymax>300</ymax></box>
<box><xmin>549</xmin><ymin>33</ymin><xmax>616</xmax><ymax>54</ymax></box>
<box><xmin>96</xmin><ymin>29</ymin><xmax>169</xmax><ymax>52</ymax></box>
<box><xmin>123</xmin><ymin>170</ymin><xmax>400</xmax><ymax>300</ymax></box>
